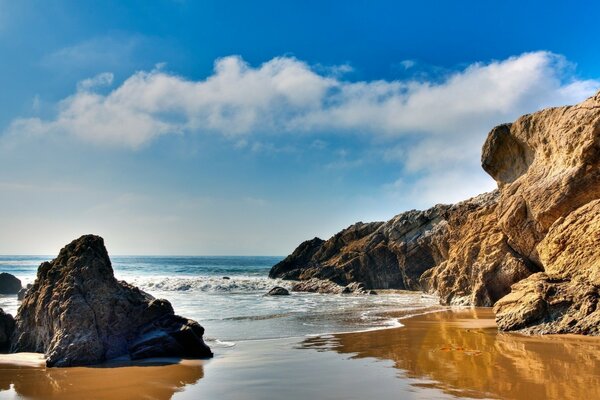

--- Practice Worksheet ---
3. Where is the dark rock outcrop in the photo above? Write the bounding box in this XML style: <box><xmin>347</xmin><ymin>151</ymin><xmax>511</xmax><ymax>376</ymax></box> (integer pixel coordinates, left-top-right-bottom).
<box><xmin>265</xmin><ymin>286</ymin><xmax>290</xmax><ymax>296</ymax></box>
<box><xmin>17</xmin><ymin>288</ymin><xmax>29</xmax><ymax>300</ymax></box>
<box><xmin>0</xmin><ymin>273</ymin><xmax>21</xmax><ymax>294</ymax></box>
<box><xmin>10</xmin><ymin>235</ymin><xmax>213</xmax><ymax>367</ymax></box>
<box><xmin>0</xmin><ymin>309</ymin><xmax>15</xmax><ymax>352</ymax></box>
<box><xmin>271</xmin><ymin>192</ymin><xmax>535</xmax><ymax>305</ymax></box>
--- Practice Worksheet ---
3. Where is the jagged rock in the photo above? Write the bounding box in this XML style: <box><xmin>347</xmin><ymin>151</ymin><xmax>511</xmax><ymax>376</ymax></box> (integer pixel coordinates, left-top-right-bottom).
<box><xmin>265</xmin><ymin>286</ymin><xmax>290</xmax><ymax>296</ymax></box>
<box><xmin>494</xmin><ymin>200</ymin><xmax>600</xmax><ymax>334</ymax></box>
<box><xmin>482</xmin><ymin>92</ymin><xmax>600</xmax><ymax>264</ymax></box>
<box><xmin>10</xmin><ymin>235</ymin><xmax>213</xmax><ymax>367</ymax></box>
<box><xmin>292</xmin><ymin>278</ymin><xmax>345</xmax><ymax>294</ymax></box>
<box><xmin>269</xmin><ymin>237</ymin><xmax>325</xmax><ymax>279</ymax></box>
<box><xmin>273</xmin><ymin>191</ymin><xmax>533</xmax><ymax>305</ymax></box>
<box><xmin>489</xmin><ymin>92</ymin><xmax>600</xmax><ymax>334</ymax></box>
<box><xmin>16</xmin><ymin>288</ymin><xmax>28</xmax><ymax>301</ymax></box>
<box><xmin>0</xmin><ymin>273</ymin><xmax>21</xmax><ymax>294</ymax></box>
<box><xmin>291</xmin><ymin>278</ymin><xmax>376</xmax><ymax>295</ymax></box>
<box><xmin>271</xmin><ymin>211</ymin><xmax>449</xmax><ymax>291</ymax></box>
<box><xmin>425</xmin><ymin>192</ymin><xmax>538</xmax><ymax>306</ymax></box>
<box><xmin>0</xmin><ymin>309</ymin><xmax>15</xmax><ymax>352</ymax></box>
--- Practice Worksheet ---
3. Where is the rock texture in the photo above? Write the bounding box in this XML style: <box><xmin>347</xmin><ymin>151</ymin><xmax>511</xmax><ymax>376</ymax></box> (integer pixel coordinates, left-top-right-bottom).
<box><xmin>266</xmin><ymin>286</ymin><xmax>290</xmax><ymax>296</ymax></box>
<box><xmin>272</xmin><ymin>191</ymin><xmax>536</xmax><ymax>305</ymax></box>
<box><xmin>490</xmin><ymin>92</ymin><xmax>600</xmax><ymax>334</ymax></box>
<box><xmin>11</xmin><ymin>235</ymin><xmax>213</xmax><ymax>367</ymax></box>
<box><xmin>0</xmin><ymin>273</ymin><xmax>21</xmax><ymax>294</ymax></box>
<box><xmin>272</xmin><ymin>90</ymin><xmax>600</xmax><ymax>334</ymax></box>
<box><xmin>0</xmin><ymin>309</ymin><xmax>15</xmax><ymax>352</ymax></box>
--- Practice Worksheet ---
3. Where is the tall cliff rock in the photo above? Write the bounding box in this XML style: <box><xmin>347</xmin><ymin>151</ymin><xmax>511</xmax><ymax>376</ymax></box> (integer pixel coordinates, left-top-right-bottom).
<box><xmin>271</xmin><ymin>90</ymin><xmax>600</xmax><ymax>334</ymax></box>
<box><xmin>11</xmin><ymin>235</ymin><xmax>213</xmax><ymax>367</ymax></box>
<box><xmin>490</xmin><ymin>92</ymin><xmax>600</xmax><ymax>334</ymax></box>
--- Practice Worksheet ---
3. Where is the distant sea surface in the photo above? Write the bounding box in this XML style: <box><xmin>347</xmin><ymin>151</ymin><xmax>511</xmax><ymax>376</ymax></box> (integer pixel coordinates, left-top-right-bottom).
<box><xmin>0</xmin><ymin>256</ymin><xmax>439</xmax><ymax>346</ymax></box>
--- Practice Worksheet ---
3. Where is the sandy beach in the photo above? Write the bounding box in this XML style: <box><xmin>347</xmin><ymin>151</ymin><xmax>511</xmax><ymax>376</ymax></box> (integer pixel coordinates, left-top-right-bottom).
<box><xmin>1</xmin><ymin>308</ymin><xmax>598</xmax><ymax>400</ymax></box>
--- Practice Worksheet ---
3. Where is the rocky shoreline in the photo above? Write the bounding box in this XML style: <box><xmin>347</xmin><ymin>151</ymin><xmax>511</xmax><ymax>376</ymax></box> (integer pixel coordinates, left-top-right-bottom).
<box><xmin>271</xmin><ymin>91</ymin><xmax>600</xmax><ymax>335</ymax></box>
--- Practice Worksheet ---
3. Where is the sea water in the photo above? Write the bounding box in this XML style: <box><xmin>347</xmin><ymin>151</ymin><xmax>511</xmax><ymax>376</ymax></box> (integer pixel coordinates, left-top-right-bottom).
<box><xmin>0</xmin><ymin>256</ymin><xmax>440</xmax><ymax>345</ymax></box>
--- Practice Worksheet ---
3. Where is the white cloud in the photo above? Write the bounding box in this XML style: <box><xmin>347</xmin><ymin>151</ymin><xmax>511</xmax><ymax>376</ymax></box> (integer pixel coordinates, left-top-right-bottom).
<box><xmin>3</xmin><ymin>51</ymin><xmax>598</xmax><ymax>206</ymax></box>
<box><xmin>7</xmin><ymin>51</ymin><xmax>597</xmax><ymax>149</ymax></box>
<box><xmin>77</xmin><ymin>72</ymin><xmax>114</xmax><ymax>92</ymax></box>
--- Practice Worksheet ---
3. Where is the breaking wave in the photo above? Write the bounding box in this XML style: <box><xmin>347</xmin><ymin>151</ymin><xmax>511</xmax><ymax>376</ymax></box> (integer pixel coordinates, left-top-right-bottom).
<box><xmin>122</xmin><ymin>275</ymin><xmax>292</xmax><ymax>293</ymax></box>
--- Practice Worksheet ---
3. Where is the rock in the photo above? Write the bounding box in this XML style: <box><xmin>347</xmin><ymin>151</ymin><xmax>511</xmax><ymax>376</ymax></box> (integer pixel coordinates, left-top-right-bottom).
<box><xmin>0</xmin><ymin>273</ymin><xmax>21</xmax><ymax>294</ymax></box>
<box><xmin>291</xmin><ymin>278</ymin><xmax>345</xmax><ymax>294</ymax></box>
<box><xmin>16</xmin><ymin>288</ymin><xmax>28</xmax><ymax>301</ymax></box>
<box><xmin>270</xmin><ymin>90</ymin><xmax>600</xmax><ymax>334</ymax></box>
<box><xmin>482</xmin><ymin>92</ymin><xmax>600</xmax><ymax>264</ymax></box>
<box><xmin>489</xmin><ymin>92</ymin><xmax>600</xmax><ymax>334</ymax></box>
<box><xmin>269</xmin><ymin>237</ymin><xmax>325</xmax><ymax>280</ymax></box>
<box><xmin>272</xmin><ymin>191</ymin><xmax>534</xmax><ymax>305</ymax></box>
<box><xmin>425</xmin><ymin>192</ymin><xmax>538</xmax><ymax>306</ymax></box>
<box><xmin>222</xmin><ymin>276</ymin><xmax>230</xmax><ymax>280</ymax></box>
<box><xmin>265</xmin><ymin>286</ymin><xmax>290</xmax><ymax>296</ymax></box>
<box><xmin>494</xmin><ymin>200</ymin><xmax>600</xmax><ymax>334</ymax></box>
<box><xmin>0</xmin><ymin>309</ymin><xmax>15</xmax><ymax>352</ymax></box>
<box><xmin>10</xmin><ymin>235</ymin><xmax>213</xmax><ymax>367</ymax></box>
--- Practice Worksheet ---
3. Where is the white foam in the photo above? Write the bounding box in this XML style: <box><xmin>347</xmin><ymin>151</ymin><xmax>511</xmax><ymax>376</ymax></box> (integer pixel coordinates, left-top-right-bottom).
<box><xmin>119</xmin><ymin>275</ymin><xmax>293</xmax><ymax>293</ymax></box>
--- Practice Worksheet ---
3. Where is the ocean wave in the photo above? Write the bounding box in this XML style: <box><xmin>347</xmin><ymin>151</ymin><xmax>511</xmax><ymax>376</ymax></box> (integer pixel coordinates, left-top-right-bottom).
<box><xmin>122</xmin><ymin>275</ymin><xmax>292</xmax><ymax>293</ymax></box>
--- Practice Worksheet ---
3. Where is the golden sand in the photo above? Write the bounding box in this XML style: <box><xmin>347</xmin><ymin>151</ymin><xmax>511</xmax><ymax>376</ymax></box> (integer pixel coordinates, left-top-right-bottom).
<box><xmin>1</xmin><ymin>309</ymin><xmax>599</xmax><ymax>400</ymax></box>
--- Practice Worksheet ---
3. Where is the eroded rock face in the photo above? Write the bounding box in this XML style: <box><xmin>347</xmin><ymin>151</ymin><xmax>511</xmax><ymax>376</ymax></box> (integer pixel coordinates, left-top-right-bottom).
<box><xmin>271</xmin><ymin>209</ymin><xmax>449</xmax><ymax>291</ymax></box>
<box><xmin>0</xmin><ymin>309</ymin><xmax>15</xmax><ymax>352</ymax></box>
<box><xmin>0</xmin><ymin>273</ymin><xmax>22</xmax><ymax>294</ymax></box>
<box><xmin>425</xmin><ymin>192</ymin><xmax>538</xmax><ymax>306</ymax></box>
<box><xmin>494</xmin><ymin>200</ymin><xmax>600</xmax><ymax>334</ymax></box>
<box><xmin>273</xmin><ymin>191</ymin><xmax>535</xmax><ymax>306</ymax></box>
<box><xmin>482</xmin><ymin>92</ymin><xmax>600</xmax><ymax>264</ymax></box>
<box><xmin>489</xmin><ymin>92</ymin><xmax>600</xmax><ymax>334</ymax></box>
<box><xmin>10</xmin><ymin>235</ymin><xmax>213</xmax><ymax>367</ymax></box>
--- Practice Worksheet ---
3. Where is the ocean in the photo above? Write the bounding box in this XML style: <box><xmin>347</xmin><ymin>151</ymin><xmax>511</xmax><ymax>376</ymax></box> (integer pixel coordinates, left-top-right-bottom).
<box><xmin>0</xmin><ymin>256</ymin><xmax>440</xmax><ymax>347</ymax></box>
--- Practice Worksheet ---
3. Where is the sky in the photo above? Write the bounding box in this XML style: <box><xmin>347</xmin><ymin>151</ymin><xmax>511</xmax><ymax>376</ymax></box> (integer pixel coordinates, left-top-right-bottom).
<box><xmin>0</xmin><ymin>0</ymin><xmax>599</xmax><ymax>255</ymax></box>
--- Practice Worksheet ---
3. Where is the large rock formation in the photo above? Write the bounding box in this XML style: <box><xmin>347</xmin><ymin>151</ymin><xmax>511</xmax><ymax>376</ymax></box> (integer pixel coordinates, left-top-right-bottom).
<box><xmin>272</xmin><ymin>90</ymin><xmax>600</xmax><ymax>334</ymax></box>
<box><xmin>271</xmin><ymin>191</ymin><xmax>537</xmax><ymax>305</ymax></box>
<box><xmin>10</xmin><ymin>235</ymin><xmax>213</xmax><ymax>367</ymax></box>
<box><xmin>490</xmin><ymin>92</ymin><xmax>600</xmax><ymax>334</ymax></box>
<box><xmin>0</xmin><ymin>273</ymin><xmax>22</xmax><ymax>294</ymax></box>
<box><xmin>0</xmin><ymin>309</ymin><xmax>15</xmax><ymax>352</ymax></box>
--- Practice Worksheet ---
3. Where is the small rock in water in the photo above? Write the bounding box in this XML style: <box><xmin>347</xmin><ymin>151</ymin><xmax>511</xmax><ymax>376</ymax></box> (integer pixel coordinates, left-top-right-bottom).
<box><xmin>222</xmin><ymin>276</ymin><xmax>231</xmax><ymax>280</ymax></box>
<box><xmin>17</xmin><ymin>288</ymin><xmax>28</xmax><ymax>301</ymax></box>
<box><xmin>266</xmin><ymin>286</ymin><xmax>290</xmax><ymax>296</ymax></box>
<box><xmin>0</xmin><ymin>273</ymin><xmax>22</xmax><ymax>294</ymax></box>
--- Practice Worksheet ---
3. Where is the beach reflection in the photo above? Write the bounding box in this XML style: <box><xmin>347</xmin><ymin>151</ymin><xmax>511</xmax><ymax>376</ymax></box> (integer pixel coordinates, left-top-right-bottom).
<box><xmin>0</xmin><ymin>359</ymin><xmax>204</xmax><ymax>400</ymax></box>
<box><xmin>302</xmin><ymin>309</ymin><xmax>600</xmax><ymax>400</ymax></box>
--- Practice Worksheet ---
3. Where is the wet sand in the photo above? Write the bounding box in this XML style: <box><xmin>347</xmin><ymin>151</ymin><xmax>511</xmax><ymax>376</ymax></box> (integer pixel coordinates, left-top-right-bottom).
<box><xmin>1</xmin><ymin>308</ymin><xmax>599</xmax><ymax>400</ymax></box>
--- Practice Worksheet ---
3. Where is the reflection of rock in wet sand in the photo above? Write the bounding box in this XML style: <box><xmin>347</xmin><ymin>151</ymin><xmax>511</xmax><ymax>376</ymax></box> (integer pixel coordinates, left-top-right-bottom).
<box><xmin>302</xmin><ymin>309</ymin><xmax>600</xmax><ymax>400</ymax></box>
<box><xmin>0</xmin><ymin>359</ymin><xmax>204</xmax><ymax>400</ymax></box>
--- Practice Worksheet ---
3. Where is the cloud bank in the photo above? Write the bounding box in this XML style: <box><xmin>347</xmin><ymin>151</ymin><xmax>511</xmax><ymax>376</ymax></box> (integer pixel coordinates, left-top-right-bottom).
<box><xmin>7</xmin><ymin>51</ymin><xmax>598</xmax><ymax>149</ymax></box>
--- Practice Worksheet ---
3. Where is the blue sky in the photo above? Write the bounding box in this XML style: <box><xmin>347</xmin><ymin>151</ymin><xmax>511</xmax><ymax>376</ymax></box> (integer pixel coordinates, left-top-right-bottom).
<box><xmin>0</xmin><ymin>0</ymin><xmax>599</xmax><ymax>255</ymax></box>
